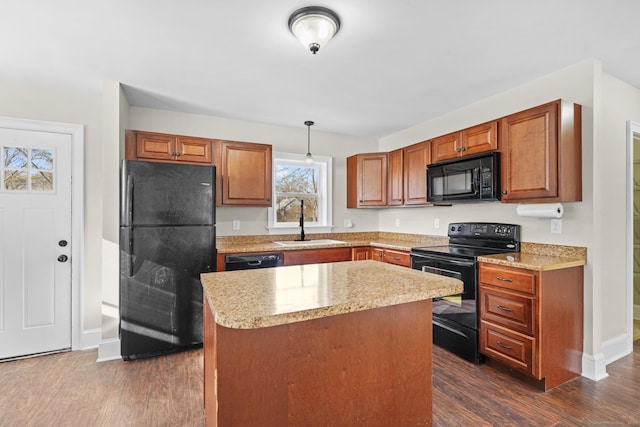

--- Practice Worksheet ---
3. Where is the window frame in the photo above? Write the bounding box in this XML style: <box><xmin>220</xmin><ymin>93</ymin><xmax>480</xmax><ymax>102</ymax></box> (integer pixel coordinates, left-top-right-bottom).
<box><xmin>268</xmin><ymin>151</ymin><xmax>333</xmax><ymax>234</ymax></box>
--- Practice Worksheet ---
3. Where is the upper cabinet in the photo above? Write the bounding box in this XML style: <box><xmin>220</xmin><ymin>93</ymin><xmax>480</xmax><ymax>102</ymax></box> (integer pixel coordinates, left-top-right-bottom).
<box><xmin>404</xmin><ymin>141</ymin><xmax>431</xmax><ymax>205</ymax></box>
<box><xmin>388</xmin><ymin>141</ymin><xmax>431</xmax><ymax>206</ymax></box>
<box><xmin>431</xmin><ymin>121</ymin><xmax>498</xmax><ymax>163</ymax></box>
<box><xmin>126</xmin><ymin>130</ymin><xmax>212</xmax><ymax>164</ymax></box>
<box><xmin>500</xmin><ymin>100</ymin><xmax>582</xmax><ymax>203</ymax></box>
<box><xmin>347</xmin><ymin>153</ymin><xmax>388</xmax><ymax>208</ymax></box>
<box><xmin>214</xmin><ymin>139</ymin><xmax>272</xmax><ymax>207</ymax></box>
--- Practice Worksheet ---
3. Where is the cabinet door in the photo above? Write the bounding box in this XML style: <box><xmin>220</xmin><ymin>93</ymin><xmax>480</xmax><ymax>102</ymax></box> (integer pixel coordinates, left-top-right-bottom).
<box><xmin>371</xmin><ymin>247</ymin><xmax>384</xmax><ymax>262</ymax></box>
<box><xmin>500</xmin><ymin>102</ymin><xmax>559</xmax><ymax>201</ymax></box>
<box><xmin>388</xmin><ymin>149</ymin><xmax>404</xmax><ymax>206</ymax></box>
<box><xmin>431</xmin><ymin>131</ymin><xmax>462</xmax><ymax>162</ymax></box>
<box><xmin>462</xmin><ymin>121</ymin><xmax>498</xmax><ymax>157</ymax></box>
<box><xmin>177</xmin><ymin>136</ymin><xmax>212</xmax><ymax>164</ymax></box>
<box><xmin>403</xmin><ymin>141</ymin><xmax>430</xmax><ymax>205</ymax></box>
<box><xmin>136</xmin><ymin>132</ymin><xmax>176</xmax><ymax>161</ymax></box>
<box><xmin>216</xmin><ymin>140</ymin><xmax>272</xmax><ymax>206</ymax></box>
<box><xmin>358</xmin><ymin>153</ymin><xmax>388</xmax><ymax>207</ymax></box>
<box><xmin>351</xmin><ymin>247</ymin><xmax>371</xmax><ymax>261</ymax></box>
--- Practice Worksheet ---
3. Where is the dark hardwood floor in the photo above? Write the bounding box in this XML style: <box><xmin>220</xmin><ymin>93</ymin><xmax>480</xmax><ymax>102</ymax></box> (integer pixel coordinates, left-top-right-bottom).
<box><xmin>1</xmin><ymin>341</ymin><xmax>638</xmax><ymax>426</ymax></box>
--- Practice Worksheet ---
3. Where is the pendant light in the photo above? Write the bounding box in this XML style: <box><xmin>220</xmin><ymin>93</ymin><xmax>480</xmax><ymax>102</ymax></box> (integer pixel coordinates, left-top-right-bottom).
<box><xmin>288</xmin><ymin>6</ymin><xmax>341</xmax><ymax>55</ymax></box>
<box><xmin>304</xmin><ymin>120</ymin><xmax>314</xmax><ymax>164</ymax></box>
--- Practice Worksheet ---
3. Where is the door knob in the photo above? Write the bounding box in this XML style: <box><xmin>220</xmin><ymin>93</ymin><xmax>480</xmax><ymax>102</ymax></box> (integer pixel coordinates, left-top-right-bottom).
<box><xmin>59</xmin><ymin>240</ymin><xmax>68</xmax><ymax>247</ymax></box>
<box><xmin>57</xmin><ymin>255</ymin><xmax>69</xmax><ymax>263</ymax></box>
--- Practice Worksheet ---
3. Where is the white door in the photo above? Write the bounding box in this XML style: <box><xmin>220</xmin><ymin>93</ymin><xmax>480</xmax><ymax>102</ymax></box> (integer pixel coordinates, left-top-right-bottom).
<box><xmin>0</xmin><ymin>127</ymin><xmax>72</xmax><ymax>360</ymax></box>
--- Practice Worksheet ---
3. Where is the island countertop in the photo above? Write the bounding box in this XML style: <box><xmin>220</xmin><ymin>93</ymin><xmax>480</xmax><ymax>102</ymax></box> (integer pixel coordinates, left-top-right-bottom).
<box><xmin>201</xmin><ymin>260</ymin><xmax>463</xmax><ymax>329</ymax></box>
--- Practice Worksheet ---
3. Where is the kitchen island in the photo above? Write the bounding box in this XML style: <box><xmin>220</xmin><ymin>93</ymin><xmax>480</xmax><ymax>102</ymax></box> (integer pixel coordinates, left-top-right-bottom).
<box><xmin>200</xmin><ymin>260</ymin><xmax>463</xmax><ymax>426</ymax></box>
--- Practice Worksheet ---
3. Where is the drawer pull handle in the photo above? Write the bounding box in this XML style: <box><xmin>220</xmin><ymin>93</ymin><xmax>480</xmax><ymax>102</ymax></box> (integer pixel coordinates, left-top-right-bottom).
<box><xmin>496</xmin><ymin>276</ymin><xmax>513</xmax><ymax>282</ymax></box>
<box><xmin>496</xmin><ymin>305</ymin><xmax>513</xmax><ymax>312</ymax></box>
<box><xmin>393</xmin><ymin>256</ymin><xmax>400</xmax><ymax>260</ymax></box>
<box><xmin>496</xmin><ymin>341</ymin><xmax>512</xmax><ymax>351</ymax></box>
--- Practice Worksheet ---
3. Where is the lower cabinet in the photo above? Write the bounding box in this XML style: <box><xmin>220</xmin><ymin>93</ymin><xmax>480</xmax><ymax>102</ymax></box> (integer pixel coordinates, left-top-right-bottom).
<box><xmin>282</xmin><ymin>248</ymin><xmax>352</xmax><ymax>266</ymax></box>
<box><xmin>371</xmin><ymin>247</ymin><xmax>411</xmax><ymax>268</ymax></box>
<box><xmin>478</xmin><ymin>262</ymin><xmax>584</xmax><ymax>391</ymax></box>
<box><xmin>351</xmin><ymin>246</ymin><xmax>371</xmax><ymax>261</ymax></box>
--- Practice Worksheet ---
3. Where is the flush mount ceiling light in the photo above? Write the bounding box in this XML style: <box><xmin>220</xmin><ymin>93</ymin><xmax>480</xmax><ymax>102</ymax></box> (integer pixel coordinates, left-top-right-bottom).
<box><xmin>288</xmin><ymin>6</ymin><xmax>340</xmax><ymax>55</ymax></box>
<box><xmin>304</xmin><ymin>120</ymin><xmax>314</xmax><ymax>163</ymax></box>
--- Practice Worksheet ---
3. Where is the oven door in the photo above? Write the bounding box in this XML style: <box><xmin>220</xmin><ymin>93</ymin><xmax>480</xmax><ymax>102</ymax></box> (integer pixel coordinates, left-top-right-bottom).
<box><xmin>411</xmin><ymin>254</ymin><xmax>477</xmax><ymax>330</ymax></box>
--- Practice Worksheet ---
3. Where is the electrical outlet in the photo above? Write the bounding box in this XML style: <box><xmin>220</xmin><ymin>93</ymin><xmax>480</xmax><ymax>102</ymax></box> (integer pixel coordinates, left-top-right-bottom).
<box><xmin>550</xmin><ymin>219</ymin><xmax>562</xmax><ymax>234</ymax></box>
<box><xmin>344</xmin><ymin>219</ymin><xmax>353</xmax><ymax>228</ymax></box>
<box><xmin>394</xmin><ymin>218</ymin><xmax>400</xmax><ymax>227</ymax></box>
<box><xmin>434</xmin><ymin>218</ymin><xmax>440</xmax><ymax>229</ymax></box>
<box><xmin>232</xmin><ymin>220</ymin><xmax>240</xmax><ymax>230</ymax></box>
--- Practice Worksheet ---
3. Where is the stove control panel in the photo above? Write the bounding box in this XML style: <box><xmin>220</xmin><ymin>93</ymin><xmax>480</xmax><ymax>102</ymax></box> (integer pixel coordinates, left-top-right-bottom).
<box><xmin>448</xmin><ymin>222</ymin><xmax>520</xmax><ymax>241</ymax></box>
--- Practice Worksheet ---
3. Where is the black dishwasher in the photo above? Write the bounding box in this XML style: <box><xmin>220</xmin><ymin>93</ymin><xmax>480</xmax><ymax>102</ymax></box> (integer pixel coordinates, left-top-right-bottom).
<box><xmin>224</xmin><ymin>253</ymin><xmax>283</xmax><ymax>271</ymax></box>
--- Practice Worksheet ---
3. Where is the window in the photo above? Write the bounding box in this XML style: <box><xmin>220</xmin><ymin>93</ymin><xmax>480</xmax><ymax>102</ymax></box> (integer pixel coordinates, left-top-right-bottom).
<box><xmin>1</xmin><ymin>146</ymin><xmax>55</xmax><ymax>192</ymax></box>
<box><xmin>268</xmin><ymin>152</ymin><xmax>333</xmax><ymax>233</ymax></box>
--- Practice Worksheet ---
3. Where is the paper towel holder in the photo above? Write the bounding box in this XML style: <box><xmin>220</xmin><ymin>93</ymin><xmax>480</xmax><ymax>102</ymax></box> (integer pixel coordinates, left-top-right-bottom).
<box><xmin>516</xmin><ymin>203</ymin><xmax>564</xmax><ymax>219</ymax></box>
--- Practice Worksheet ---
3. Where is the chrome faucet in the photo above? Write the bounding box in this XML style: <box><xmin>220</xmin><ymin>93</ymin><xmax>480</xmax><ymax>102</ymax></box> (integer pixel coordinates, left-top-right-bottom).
<box><xmin>298</xmin><ymin>199</ymin><xmax>306</xmax><ymax>241</ymax></box>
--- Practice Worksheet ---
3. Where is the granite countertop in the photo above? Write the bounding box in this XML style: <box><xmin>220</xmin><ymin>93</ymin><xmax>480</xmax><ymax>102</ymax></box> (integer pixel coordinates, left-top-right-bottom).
<box><xmin>215</xmin><ymin>232</ymin><xmax>448</xmax><ymax>254</ymax></box>
<box><xmin>478</xmin><ymin>252</ymin><xmax>586</xmax><ymax>271</ymax></box>
<box><xmin>201</xmin><ymin>260</ymin><xmax>463</xmax><ymax>329</ymax></box>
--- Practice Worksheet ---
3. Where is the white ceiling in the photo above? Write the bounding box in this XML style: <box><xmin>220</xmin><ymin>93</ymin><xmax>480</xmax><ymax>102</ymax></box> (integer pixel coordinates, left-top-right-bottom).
<box><xmin>2</xmin><ymin>0</ymin><xmax>639</xmax><ymax>138</ymax></box>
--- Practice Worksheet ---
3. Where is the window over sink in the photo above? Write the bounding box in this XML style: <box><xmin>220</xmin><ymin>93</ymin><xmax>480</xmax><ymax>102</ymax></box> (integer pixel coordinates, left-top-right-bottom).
<box><xmin>268</xmin><ymin>152</ymin><xmax>333</xmax><ymax>233</ymax></box>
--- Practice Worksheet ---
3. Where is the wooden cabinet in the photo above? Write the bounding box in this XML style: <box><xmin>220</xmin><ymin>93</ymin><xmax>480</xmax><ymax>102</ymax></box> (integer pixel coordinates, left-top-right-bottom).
<box><xmin>282</xmin><ymin>247</ymin><xmax>352</xmax><ymax>266</ymax></box>
<box><xmin>214</xmin><ymin>139</ymin><xmax>272</xmax><ymax>207</ymax></box>
<box><xmin>431</xmin><ymin>121</ymin><xmax>498</xmax><ymax>163</ymax></box>
<box><xmin>125</xmin><ymin>130</ymin><xmax>212</xmax><ymax>164</ymax></box>
<box><xmin>478</xmin><ymin>262</ymin><xmax>584</xmax><ymax>391</ymax></box>
<box><xmin>388</xmin><ymin>149</ymin><xmax>404</xmax><ymax>206</ymax></box>
<box><xmin>371</xmin><ymin>247</ymin><xmax>411</xmax><ymax>268</ymax></box>
<box><xmin>347</xmin><ymin>153</ymin><xmax>388</xmax><ymax>208</ymax></box>
<box><xmin>388</xmin><ymin>141</ymin><xmax>431</xmax><ymax>206</ymax></box>
<box><xmin>351</xmin><ymin>246</ymin><xmax>371</xmax><ymax>261</ymax></box>
<box><xmin>499</xmin><ymin>100</ymin><xmax>582</xmax><ymax>202</ymax></box>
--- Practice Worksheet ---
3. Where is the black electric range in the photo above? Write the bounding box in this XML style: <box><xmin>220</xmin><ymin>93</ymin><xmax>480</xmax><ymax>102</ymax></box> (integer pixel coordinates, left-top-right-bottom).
<box><xmin>411</xmin><ymin>222</ymin><xmax>520</xmax><ymax>363</ymax></box>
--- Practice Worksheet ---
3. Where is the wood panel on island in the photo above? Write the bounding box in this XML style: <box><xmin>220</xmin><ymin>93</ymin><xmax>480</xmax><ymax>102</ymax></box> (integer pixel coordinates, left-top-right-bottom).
<box><xmin>478</xmin><ymin>262</ymin><xmax>584</xmax><ymax>391</ymax></box>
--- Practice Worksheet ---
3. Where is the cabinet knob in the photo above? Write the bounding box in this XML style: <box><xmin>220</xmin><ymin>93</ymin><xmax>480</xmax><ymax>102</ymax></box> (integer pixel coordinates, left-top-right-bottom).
<box><xmin>501</xmin><ymin>190</ymin><xmax>507</xmax><ymax>195</ymax></box>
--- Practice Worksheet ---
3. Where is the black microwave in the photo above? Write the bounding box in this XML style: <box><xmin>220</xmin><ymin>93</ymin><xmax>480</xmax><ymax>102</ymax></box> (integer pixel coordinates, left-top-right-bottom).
<box><xmin>427</xmin><ymin>152</ymin><xmax>500</xmax><ymax>203</ymax></box>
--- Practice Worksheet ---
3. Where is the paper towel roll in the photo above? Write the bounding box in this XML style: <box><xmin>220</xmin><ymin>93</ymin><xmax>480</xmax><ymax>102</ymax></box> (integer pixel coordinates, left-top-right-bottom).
<box><xmin>516</xmin><ymin>203</ymin><xmax>564</xmax><ymax>218</ymax></box>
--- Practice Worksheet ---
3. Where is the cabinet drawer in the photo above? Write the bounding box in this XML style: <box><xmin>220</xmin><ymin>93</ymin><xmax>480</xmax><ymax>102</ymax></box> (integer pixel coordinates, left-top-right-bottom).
<box><xmin>384</xmin><ymin>249</ymin><xmax>410</xmax><ymax>267</ymax></box>
<box><xmin>480</xmin><ymin>286</ymin><xmax>534</xmax><ymax>335</ymax></box>
<box><xmin>479</xmin><ymin>264</ymin><xmax>536</xmax><ymax>294</ymax></box>
<box><xmin>480</xmin><ymin>322</ymin><xmax>535</xmax><ymax>375</ymax></box>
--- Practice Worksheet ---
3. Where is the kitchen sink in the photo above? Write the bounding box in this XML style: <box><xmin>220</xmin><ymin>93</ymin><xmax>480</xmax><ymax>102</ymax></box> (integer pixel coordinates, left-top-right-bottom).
<box><xmin>273</xmin><ymin>239</ymin><xmax>345</xmax><ymax>247</ymax></box>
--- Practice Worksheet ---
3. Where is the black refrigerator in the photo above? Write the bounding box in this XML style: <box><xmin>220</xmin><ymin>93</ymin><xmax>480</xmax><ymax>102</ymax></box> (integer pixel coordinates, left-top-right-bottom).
<box><xmin>119</xmin><ymin>160</ymin><xmax>216</xmax><ymax>360</ymax></box>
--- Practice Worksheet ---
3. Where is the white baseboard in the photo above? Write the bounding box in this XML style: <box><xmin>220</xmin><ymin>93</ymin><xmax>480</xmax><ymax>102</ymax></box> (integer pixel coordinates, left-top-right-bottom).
<box><xmin>97</xmin><ymin>338</ymin><xmax>121</xmax><ymax>362</ymax></box>
<box><xmin>581</xmin><ymin>351</ymin><xmax>609</xmax><ymax>381</ymax></box>
<box><xmin>81</xmin><ymin>328</ymin><xmax>101</xmax><ymax>350</ymax></box>
<box><xmin>582</xmin><ymin>331</ymin><xmax>633</xmax><ymax>381</ymax></box>
<box><xmin>603</xmin><ymin>332</ymin><xmax>633</xmax><ymax>365</ymax></box>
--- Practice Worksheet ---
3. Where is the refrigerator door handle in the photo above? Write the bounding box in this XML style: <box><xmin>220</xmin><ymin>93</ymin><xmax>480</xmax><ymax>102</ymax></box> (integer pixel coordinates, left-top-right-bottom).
<box><xmin>120</xmin><ymin>161</ymin><xmax>134</xmax><ymax>226</ymax></box>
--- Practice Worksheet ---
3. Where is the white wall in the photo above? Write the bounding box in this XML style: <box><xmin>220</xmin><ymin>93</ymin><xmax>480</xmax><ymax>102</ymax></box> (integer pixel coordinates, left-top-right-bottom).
<box><xmin>600</xmin><ymin>73</ymin><xmax>640</xmax><ymax>354</ymax></box>
<box><xmin>128</xmin><ymin>108</ymin><xmax>380</xmax><ymax>236</ymax></box>
<box><xmin>0</xmin><ymin>81</ymin><xmax>103</xmax><ymax>333</ymax></box>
